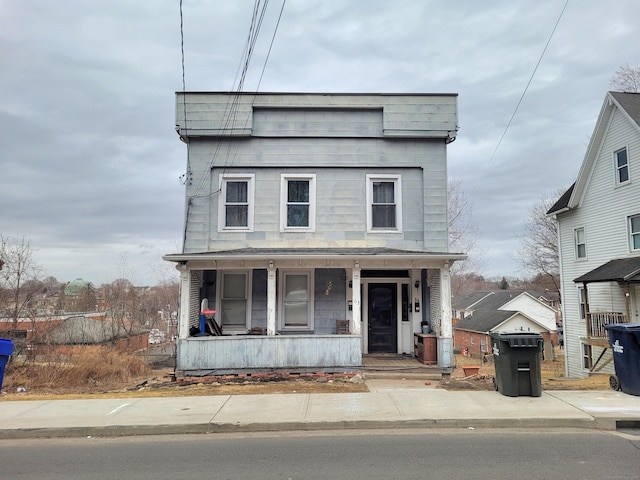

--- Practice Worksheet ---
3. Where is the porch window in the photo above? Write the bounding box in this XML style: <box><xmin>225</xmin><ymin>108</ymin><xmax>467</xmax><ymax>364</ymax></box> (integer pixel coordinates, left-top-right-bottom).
<box><xmin>219</xmin><ymin>174</ymin><xmax>254</xmax><ymax>230</ymax></box>
<box><xmin>615</xmin><ymin>147</ymin><xmax>629</xmax><ymax>185</ymax></box>
<box><xmin>280</xmin><ymin>271</ymin><xmax>313</xmax><ymax>330</ymax></box>
<box><xmin>280</xmin><ymin>174</ymin><xmax>315</xmax><ymax>231</ymax></box>
<box><xmin>366</xmin><ymin>174</ymin><xmax>402</xmax><ymax>232</ymax></box>
<box><xmin>629</xmin><ymin>214</ymin><xmax>640</xmax><ymax>251</ymax></box>
<box><xmin>578</xmin><ymin>286</ymin><xmax>586</xmax><ymax>321</ymax></box>
<box><xmin>574</xmin><ymin>227</ymin><xmax>586</xmax><ymax>259</ymax></box>
<box><xmin>220</xmin><ymin>272</ymin><xmax>249</xmax><ymax>331</ymax></box>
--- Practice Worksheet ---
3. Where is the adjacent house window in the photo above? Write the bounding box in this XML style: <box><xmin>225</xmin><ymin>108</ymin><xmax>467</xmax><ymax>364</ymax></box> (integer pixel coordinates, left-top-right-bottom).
<box><xmin>574</xmin><ymin>227</ymin><xmax>586</xmax><ymax>259</ymax></box>
<box><xmin>366</xmin><ymin>174</ymin><xmax>402</xmax><ymax>232</ymax></box>
<box><xmin>280</xmin><ymin>271</ymin><xmax>313</xmax><ymax>330</ymax></box>
<box><xmin>615</xmin><ymin>147</ymin><xmax>630</xmax><ymax>185</ymax></box>
<box><xmin>219</xmin><ymin>272</ymin><xmax>250</xmax><ymax>331</ymax></box>
<box><xmin>630</xmin><ymin>214</ymin><xmax>640</xmax><ymax>251</ymax></box>
<box><xmin>480</xmin><ymin>337</ymin><xmax>487</xmax><ymax>353</ymax></box>
<box><xmin>280</xmin><ymin>174</ymin><xmax>315</xmax><ymax>231</ymax></box>
<box><xmin>578</xmin><ymin>286</ymin><xmax>586</xmax><ymax>321</ymax></box>
<box><xmin>219</xmin><ymin>174</ymin><xmax>254</xmax><ymax>230</ymax></box>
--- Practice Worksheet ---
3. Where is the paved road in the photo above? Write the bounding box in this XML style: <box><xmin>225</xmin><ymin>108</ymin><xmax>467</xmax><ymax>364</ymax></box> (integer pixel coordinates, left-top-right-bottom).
<box><xmin>2</xmin><ymin>429</ymin><xmax>639</xmax><ymax>479</ymax></box>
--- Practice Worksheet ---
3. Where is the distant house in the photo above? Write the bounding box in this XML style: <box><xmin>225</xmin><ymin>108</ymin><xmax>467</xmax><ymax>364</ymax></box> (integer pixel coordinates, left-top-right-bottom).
<box><xmin>164</xmin><ymin>92</ymin><xmax>466</xmax><ymax>377</ymax></box>
<box><xmin>452</xmin><ymin>290</ymin><xmax>558</xmax><ymax>359</ymax></box>
<box><xmin>548</xmin><ymin>91</ymin><xmax>640</xmax><ymax>378</ymax></box>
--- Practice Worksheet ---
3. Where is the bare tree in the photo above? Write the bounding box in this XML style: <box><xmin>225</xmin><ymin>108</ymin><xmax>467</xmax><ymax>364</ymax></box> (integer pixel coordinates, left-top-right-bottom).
<box><xmin>0</xmin><ymin>234</ymin><xmax>44</xmax><ymax>330</ymax></box>
<box><xmin>610</xmin><ymin>64</ymin><xmax>640</xmax><ymax>93</ymax></box>
<box><xmin>448</xmin><ymin>178</ymin><xmax>485</xmax><ymax>298</ymax></box>
<box><xmin>518</xmin><ymin>189</ymin><xmax>562</xmax><ymax>292</ymax></box>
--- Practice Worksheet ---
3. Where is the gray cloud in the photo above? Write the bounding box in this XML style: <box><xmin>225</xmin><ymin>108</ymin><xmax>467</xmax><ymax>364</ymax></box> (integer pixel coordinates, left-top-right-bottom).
<box><xmin>2</xmin><ymin>0</ymin><xmax>638</xmax><ymax>284</ymax></box>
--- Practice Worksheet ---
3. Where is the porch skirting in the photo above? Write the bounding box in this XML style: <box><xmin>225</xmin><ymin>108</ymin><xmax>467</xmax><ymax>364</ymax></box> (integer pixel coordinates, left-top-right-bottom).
<box><xmin>177</xmin><ymin>334</ymin><xmax>362</xmax><ymax>376</ymax></box>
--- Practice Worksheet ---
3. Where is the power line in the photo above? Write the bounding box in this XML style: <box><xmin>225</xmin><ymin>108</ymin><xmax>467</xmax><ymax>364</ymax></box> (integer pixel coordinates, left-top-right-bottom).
<box><xmin>486</xmin><ymin>0</ymin><xmax>569</xmax><ymax>166</ymax></box>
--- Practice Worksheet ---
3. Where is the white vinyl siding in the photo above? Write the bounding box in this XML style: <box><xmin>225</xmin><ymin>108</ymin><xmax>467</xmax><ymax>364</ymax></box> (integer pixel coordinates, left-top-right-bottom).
<box><xmin>556</xmin><ymin>102</ymin><xmax>640</xmax><ymax>378</ymax></box>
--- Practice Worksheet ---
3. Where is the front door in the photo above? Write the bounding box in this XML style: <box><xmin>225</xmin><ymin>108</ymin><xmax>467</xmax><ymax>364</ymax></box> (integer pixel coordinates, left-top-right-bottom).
<box><xmin>368</xmin><ymin>283</ymin><xmax>397</xmax><ymax>353</ymax></box>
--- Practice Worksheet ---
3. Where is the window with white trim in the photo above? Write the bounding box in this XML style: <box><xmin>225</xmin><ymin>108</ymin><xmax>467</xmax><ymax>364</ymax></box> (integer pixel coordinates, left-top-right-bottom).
<box><xmin>615</xmin><ymin>147</ymin><xmax>630</xmax><ymax>185</ymax></box>
<box><xmin>629</xmin><ymin>214</ymin><xmax>640</xmax><ymax>251</ymax></box>
<box><xmin>366</xmin><ymin>174</ymin><xmax>402</xmax><ymax>232</ymax></box>
<box><xmin>219</xmin><ymin>272</ymin><xmax>250</xmax><ymax>331</ymax></box>
<box><xmin>280</xmin><ymin>271</ymin><xmax>313</xmax><ymax>330</ymax></box>
<box><xmin>578</xmin><ymin>286</ymin><xmax>586</xmax><ymax>321</ymax></box>
<box><xmin>575</xmin><ymin>227</ymin><xmax>586</xmax><ymax>259</ymax></box>
<box><xmin>280</xmin><ymin>174</ymin><xmax>315</xmax><ymax>231</ymax></box>
<box><xmin>219</xmin><ymin>174</ymin><xmax>254</xmax><ymax>230</ymax></box>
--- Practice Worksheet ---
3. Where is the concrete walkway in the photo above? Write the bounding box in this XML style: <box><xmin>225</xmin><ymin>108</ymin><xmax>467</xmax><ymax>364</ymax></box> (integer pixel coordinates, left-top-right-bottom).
<box><xmin>1</xmin><ymin>379</ymin><xmax>639</xmax><ymax>439</ymax></box>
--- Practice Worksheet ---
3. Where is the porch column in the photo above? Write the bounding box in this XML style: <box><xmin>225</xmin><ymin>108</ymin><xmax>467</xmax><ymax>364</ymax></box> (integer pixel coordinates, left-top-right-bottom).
<box><xmin>267</xmin><ymin>261</ymin><xmax>276</xmax><ymax>336</ymax></box>
<box><xmin>351</xmin><ymin>262</ymin><xmax>361</xmax><ymax>335</ymax></box>
<box><xmin>439</xmin><ymin>261</ymin><xmax>453</xmax><ymax>368</ymax></box>
<box><xmin>177</xmin><ymin>264</ymin><xmax>190</xmax><ymax>339</ymax></box>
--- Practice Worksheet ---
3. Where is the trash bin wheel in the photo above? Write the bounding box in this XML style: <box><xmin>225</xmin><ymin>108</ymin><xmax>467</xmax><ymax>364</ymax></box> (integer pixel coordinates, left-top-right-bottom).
<box><xmin>609</xmin><ymin>375</ymin><xmax>621</xmax><ymax>391</ymax></box>
<box><xmin>492</xmin><ymin>376</ymin><xmax>498</xmax><ymax>391</ymax></box>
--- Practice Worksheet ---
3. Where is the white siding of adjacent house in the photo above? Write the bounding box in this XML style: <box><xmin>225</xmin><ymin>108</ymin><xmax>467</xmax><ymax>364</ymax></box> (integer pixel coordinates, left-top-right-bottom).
<box><xmin>557</xmin><ymin>104</ymin><xmax>640</xmax><ymax>378</ymax></box>
<box><xmin>500</xmin><ymin>294</ymin><xmax>557</xmax><ymax>332</ymax></box>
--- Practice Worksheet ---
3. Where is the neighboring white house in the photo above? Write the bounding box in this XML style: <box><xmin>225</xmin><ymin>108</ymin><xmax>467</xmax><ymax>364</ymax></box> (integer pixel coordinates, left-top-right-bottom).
<box><xmin>548</xmin><ymin>91</ymin><xmax>640</xmax><ymax>378</ymax></box>
<box><xmin>452</xmin><ymin>290</ymin><xmax>558</xmax><ymax>358</ymax></box>
<box><xmin>164</xmin><ymin>92</ymin><xmax>465</xmax><ymax>377</ymax></box>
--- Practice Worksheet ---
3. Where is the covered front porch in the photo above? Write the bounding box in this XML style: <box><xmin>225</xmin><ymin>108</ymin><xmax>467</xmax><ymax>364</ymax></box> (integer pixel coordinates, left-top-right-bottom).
<box><xmin>164</xmin><ymin>248</ymin><xmax>465</xmax><ymax>377</ymax></box>
<box><xmin>575</xmin><ymin>257</ymin><xmax>640</xmax><ymax>372</ymax></box>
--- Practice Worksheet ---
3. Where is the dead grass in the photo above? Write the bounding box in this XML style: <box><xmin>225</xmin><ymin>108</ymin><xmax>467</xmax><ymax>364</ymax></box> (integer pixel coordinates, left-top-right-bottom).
<box><xmin>2</xmin><ymin>346</ymin><xmax>151</xmax><ymax>397</ymax></box>
<box><xmin>1</xmin><ymin>348</ymin><xmax>612</xmax><ymax>401</ymax></box>
<box><xmin>441</xmin><ymin>352</ymin><xmax>611</xmax><ymax>391</ymax></box>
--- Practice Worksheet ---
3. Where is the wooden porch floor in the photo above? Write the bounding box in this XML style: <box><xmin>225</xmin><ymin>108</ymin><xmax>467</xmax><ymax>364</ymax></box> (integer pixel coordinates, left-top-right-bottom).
<box><xmin>362</xmin><ymin>354</ymin><xmax>448</xmax><ymax>379</ymax></box>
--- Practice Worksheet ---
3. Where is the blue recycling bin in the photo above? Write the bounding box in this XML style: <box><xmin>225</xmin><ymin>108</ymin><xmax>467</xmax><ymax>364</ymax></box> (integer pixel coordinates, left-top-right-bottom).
<box><xmin>0</xmin><ymin>338</ymin><xmax>14</xmax><ymax>391</ymax></box>
<box><xmin>605</xmin><ymin>323</ymin><xmax>640</xmax><ymax>396</ymax></box>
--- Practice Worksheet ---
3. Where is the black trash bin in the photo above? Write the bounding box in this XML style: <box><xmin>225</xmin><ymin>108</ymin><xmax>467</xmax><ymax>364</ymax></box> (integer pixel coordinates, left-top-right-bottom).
<box><xmin>490</xmin><ymin>331</ymin><xmax>543</xmax><ymax>397</ymax></box>
<box><xmin>0</xmin><ymin>338</ymin><xmax>14</xmax><ymax>391</ymax></box>
<box><xmin>604</xmin><ymin>323</ymin><xmax>640</xmax><ymax>396</ymax></box>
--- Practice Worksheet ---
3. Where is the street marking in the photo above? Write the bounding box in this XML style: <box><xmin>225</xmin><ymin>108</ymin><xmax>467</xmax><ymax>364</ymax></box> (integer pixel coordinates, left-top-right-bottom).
<box><xmin>107</xmin><ymin>403</ymin><xmax>131</xmax><ymax>416</ymax></box>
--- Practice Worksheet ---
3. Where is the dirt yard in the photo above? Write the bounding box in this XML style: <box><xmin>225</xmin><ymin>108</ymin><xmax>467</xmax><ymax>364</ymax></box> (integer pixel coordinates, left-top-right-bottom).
<box><xmin>440</xmin><ymin>353</ymin><xmax>610</xmax><ymax>391</ymax></box>
<box><xmin>0</xmin><ymin>352</ymin><xmax>611</xmax><ymax>401</ymax></box>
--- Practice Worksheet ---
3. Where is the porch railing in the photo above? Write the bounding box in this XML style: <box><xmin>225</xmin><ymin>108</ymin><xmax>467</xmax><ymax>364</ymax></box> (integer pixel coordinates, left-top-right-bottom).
<box><xmin>586</xmin><ymin>312</ymin><xmax>628</xmax><ymax>338</ymax></box>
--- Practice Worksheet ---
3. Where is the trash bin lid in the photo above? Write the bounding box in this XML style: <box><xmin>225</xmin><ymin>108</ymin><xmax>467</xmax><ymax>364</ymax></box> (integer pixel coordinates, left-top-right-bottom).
<box><xmin>490</xmin><ymin>331</ymin><xmax>543</xmax><ymax>347</ymax></box>
<box><xmin>0</xmin><ymin>338</ymin><xmax>14</xmax><ymax>356</ymax></box>
<box><xmin>605</xmin><ymin>323</ymin><xmax>640</xmax><ymax>332</ymax></box>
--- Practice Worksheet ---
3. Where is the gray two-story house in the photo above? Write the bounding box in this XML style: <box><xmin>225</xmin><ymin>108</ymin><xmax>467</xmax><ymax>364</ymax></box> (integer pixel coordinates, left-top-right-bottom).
<box><xmin>164</xmin><ymin>92</ymin><xmax>465</xmax><ymax>378</ymax></box>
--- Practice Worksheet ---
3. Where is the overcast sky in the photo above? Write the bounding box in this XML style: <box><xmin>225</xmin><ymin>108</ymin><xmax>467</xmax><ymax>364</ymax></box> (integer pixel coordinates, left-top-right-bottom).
<box><xmin>1</xmin><ymin>0</ymin><xmax>638</xmax><ymax>286</ymax></box>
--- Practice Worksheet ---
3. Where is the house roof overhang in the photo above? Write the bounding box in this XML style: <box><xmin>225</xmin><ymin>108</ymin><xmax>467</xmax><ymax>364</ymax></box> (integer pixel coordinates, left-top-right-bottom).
<box><xmin>163</xmin><ymin>247</ymin><xmax>467</xmax><ymax>269</ymax></box>
<box><xmin>573</xmin><ymin>257</ymin><xmax>640</xmax><ymax>284</ymax></box>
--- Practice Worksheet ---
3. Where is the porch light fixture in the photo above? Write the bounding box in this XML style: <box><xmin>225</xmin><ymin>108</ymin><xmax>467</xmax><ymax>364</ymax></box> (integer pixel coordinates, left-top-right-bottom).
<box><xmin>349</xmin><ymin>280</ymin><xmax>352</xmax><ymax>288</ymax></box>
<box><xmin>414</xmin><ymin>280</ymin><xmax>420</xmax><ymax>289</ymax></box>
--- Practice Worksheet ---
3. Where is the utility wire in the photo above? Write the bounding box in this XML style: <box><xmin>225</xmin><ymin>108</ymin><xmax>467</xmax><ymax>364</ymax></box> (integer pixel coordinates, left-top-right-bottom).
<box><xmin>486</xmin><ymin>0</ymin><xmax>569</xmax><ymax>166</ymax></box>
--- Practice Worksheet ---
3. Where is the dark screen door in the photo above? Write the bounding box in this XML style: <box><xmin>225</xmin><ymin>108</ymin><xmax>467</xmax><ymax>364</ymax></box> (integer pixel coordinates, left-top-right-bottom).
<box><xmin>368</xmin><ymin>283</ymin><xmax>397</xmax><ymax>353</ymax></box>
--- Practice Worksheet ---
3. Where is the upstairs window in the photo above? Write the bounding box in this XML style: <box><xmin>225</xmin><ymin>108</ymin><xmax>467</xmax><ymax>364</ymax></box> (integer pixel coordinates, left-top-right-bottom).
<box><xmin>615</xmin><ymin>148</ymin><xmax>630</xmax><ymax>185</ymax></box>
<box><xmin>367</xmin><ymin>174</ymin><xmax>402</xmax><ymax>232</ymax></box>
<box><xmin>219</xmin><ymin>174</ymin><xmax>254</xmax><ymax>230</ymax></box>
<box><xmin>630</xmin><ymin>214</ymin><xmax>640</xmax><ymax>251</ymax></box>
<box><xmin>280</xmin><ymin>174</ymin><xmax>316</xmax><ymax>231</ymax></box>
<box><xmin>575</xmin><ymin>227</ymin><xmax>586</xmax><ymax>259</ymax></box>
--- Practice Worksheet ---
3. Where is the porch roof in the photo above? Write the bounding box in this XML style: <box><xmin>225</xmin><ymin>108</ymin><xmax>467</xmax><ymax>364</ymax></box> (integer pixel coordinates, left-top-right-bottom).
<box><xmin>574</xmin><ymin>257</ymin><xmax>640</xmax><ymax>284</ymax></box>
<box><xmin>163</xmin><ymin>247</ymin><xmax>467</xmax><ymax>264</ymax></box>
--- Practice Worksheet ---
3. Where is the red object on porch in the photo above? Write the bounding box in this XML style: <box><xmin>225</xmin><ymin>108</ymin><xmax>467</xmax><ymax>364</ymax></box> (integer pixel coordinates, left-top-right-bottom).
<box><xmin>414</xmin><ymin>333</ymin><xmax>437</xmax><ymax>365</ymax></box>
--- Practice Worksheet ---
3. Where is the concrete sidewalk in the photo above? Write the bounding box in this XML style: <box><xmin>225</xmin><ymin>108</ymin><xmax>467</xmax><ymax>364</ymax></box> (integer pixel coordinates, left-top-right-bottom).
<box><xmin>1</xmin><ymin>379</ymin><xmax>639</xmax><ymax>439</ymax></box>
